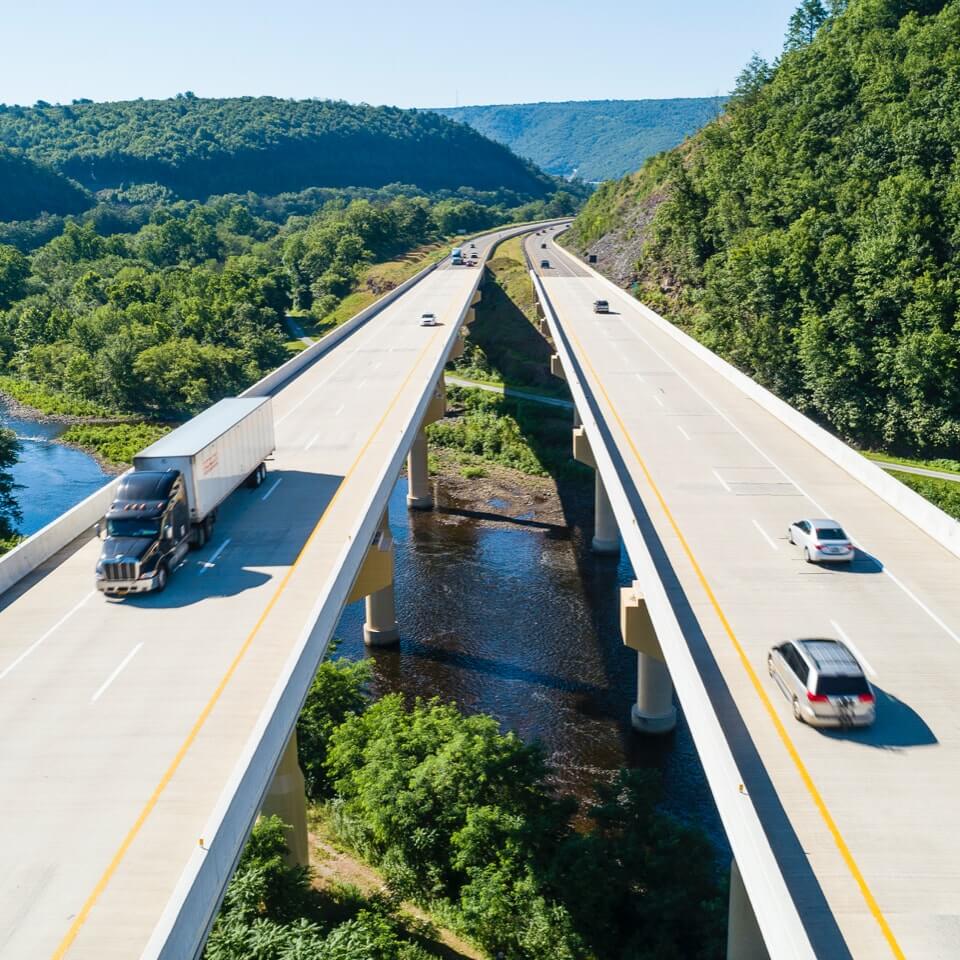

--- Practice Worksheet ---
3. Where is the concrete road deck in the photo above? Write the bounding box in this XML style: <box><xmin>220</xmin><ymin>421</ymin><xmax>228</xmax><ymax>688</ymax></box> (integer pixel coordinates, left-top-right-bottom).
<box><xmin>531</xmin><ymin>232</ymin><xmax>960</xmax><ymax>959</ymax></box>
<box><xmin>0</xmin><ymin>228</ymin><xmax>517</xmax><ymax>959</ymax></box>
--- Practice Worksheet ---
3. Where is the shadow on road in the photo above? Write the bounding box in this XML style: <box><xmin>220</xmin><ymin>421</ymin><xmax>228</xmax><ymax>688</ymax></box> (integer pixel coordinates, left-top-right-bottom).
<box><xmin>822</xmin><ymin>686</ymin><xmax>937</xmax><ymax>749</ymax></box>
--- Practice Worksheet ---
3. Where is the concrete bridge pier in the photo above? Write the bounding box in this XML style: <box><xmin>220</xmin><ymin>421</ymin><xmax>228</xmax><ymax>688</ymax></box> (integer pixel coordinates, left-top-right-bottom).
<box><xmin>348</xmin><ymin>514</ymin><xmax>400</xmax><ymax>646</ymax></box>
<box><xmin>572</xmin><ymin>425</ymin><xmax>620</xmax><ymax>556</ymax></box>
<box><xmin>620</xmin><ymin>585</ymin><xmax>677</xmax><ymax>734</ymax></box>
<box><xmin>727</xmin><ymin>859</ymin><xmax>770</xmax><ymax>959</ymax></box>
<box><xmin>406</xmin><ymin>428</ymin><xmax>432</xmax><ymax>509</ymax></box>
<box><xmin>406</xmin><ymin>379</ymin><xmax>447</xmax><ymax>510</ymax></box>
<box><xmin>592</xmin><ymin>473</ymin><xmax>619</xmax><ymax>554</ymax></box>
<box><xmin>261</xmin><ymin>730</ymin><xmax>309</xmax><ymax>868</ymax></box>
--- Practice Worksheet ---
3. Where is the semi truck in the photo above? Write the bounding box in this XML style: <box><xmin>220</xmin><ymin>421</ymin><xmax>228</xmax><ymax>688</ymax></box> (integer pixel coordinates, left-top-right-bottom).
<box><xmin>451</xmin><ymin>246</ymin><xmax>464</xmax><ymax>265</ymax></box>
<box><xmin>95</xmin><ymin>397</ymin><xmax>276</xmax><ymax>596</ymax></box>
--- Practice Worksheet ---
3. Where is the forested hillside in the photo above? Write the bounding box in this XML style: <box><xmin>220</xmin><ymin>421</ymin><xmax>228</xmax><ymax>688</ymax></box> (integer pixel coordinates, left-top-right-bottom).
<box><xmin>0</xmin><ymin>148</ymin><xmax>89</xmax><ymax>220</ymax></box>
<box><xmin>0</xmin><ymin>185</ymin><xmax>576</xmax><ymax>430</ymax></box>
<box><xmin>433</xmin><ymin>98</ymin><xmax>726</xmax><ymax>181</ymax></box>
<box><xmin>0</xmin><ymin>96</ymin><xmax>557</xmax><ymax>200</ymax></box>
<box><xmin>565</xmin><ymin>0</ymin><xmax>960</xmax><ymax>456</ymax></box>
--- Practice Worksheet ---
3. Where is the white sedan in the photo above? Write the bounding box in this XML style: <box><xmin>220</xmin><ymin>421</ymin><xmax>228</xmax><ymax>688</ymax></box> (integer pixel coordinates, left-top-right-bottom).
<box><xmin>788</xmin><ymin>518</ymin><xmax>855</xmax><ymax>563</ymax></box>
<box><xmin>419</xmin><ymin>312</ymin><xmax>439</xmax><ymax>326</ymax></box>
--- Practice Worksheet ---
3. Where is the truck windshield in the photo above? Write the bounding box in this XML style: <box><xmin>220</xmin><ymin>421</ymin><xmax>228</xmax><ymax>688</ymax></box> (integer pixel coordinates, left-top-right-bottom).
<box><xmin>107</xmin><ymin>518</ymin><xmax>160</xmax><ymax>538</ymax></box>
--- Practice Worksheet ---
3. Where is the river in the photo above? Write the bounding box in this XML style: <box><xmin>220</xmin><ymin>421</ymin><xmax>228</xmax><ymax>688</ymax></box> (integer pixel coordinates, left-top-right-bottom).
<box><xmin>0</xmin><ymin>401</ymin><xmax>111</xmax><ymax>535</ymax></box>
<box><xmin>1</xmin><ymin>405</ymin><xmax>724</xmax><ymax>850</ymax></box>
<box><xmin>334</xmin><ymin>476</ymin><xmax>727</xmax><ymax>851</ymax></box>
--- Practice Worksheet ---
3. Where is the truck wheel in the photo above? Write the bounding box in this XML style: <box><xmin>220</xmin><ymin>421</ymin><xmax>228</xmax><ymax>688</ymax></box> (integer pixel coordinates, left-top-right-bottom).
<box><xmin>203</xmin><ymin>514</ymin><xmax>215</xmax><ymax>540</ymax></box>
<box><xmin>247</xmin><ymin>463</ymin><xmax>265</xmax><ymax>489</ymax></box>
<box><xmin>191</xmin><ymin>523</ymin><xmax>207</xmax><ymax>550</ymax></box>
<box><xmin>154</xmin><ymin>563</ymin><xmax>168</xmax><ymax>593</ymax></box>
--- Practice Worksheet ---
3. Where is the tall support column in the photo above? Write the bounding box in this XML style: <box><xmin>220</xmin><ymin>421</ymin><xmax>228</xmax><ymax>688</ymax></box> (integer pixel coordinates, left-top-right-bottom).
<box><xmin>406</xmin><ymin>427</ymin><xmax>432</xmax><ymax>509</ymax></box>
<box><xmin>571</xmin><ymin>426</ymin><xmax>619</xmax><ymax>555</ymax></box>
<box><xmin>621</xmin><ymin>586</ymin><xmax>677</xmax><ymax>734</ymax></box>
<box><xmin>261</xmin><ymin>731</ymin><xmax>309</xmax><ymax>868</ymax></box>
<box><xmin>727</xmin><ymin>859</ymin><xmax>769</xmax><ymax>960</ymax></box>
<box><xmin>592</xmin><ymin>472</ymin><xmax>619</xmax><ymax>555</ymax></box>
<box><xmin>632</xmin><ymin>653</ymin><xmax>676</xmax><ymax>733</ymax></box>
<box><xmin>364</xmin><ymin>583</ymin><xmax>399</xmax><ymax>647</ymax></box>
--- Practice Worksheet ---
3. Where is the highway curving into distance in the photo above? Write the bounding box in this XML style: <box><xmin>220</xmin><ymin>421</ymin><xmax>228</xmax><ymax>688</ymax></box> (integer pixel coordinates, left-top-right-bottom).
<box><xmin>529</xmin><ymin>229</ymin><xmax>960</xmax><ymax>959</ymax></box>
<box><xmin>0</xmin><ymin>225</ymin><xmax>539</xmax><ymax>959</ymax></box>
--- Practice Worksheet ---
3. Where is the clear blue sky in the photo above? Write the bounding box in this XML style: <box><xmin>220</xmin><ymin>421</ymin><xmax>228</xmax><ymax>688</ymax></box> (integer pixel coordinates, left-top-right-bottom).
<box><xmin>3</xmin><ymin>1</ymin><xmax>801</xmax><ymax>107</ymax></box>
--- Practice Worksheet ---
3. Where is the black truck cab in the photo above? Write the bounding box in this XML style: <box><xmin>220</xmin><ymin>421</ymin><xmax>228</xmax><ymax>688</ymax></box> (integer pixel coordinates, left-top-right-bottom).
<box><xmin>96</xmin><ymin>470</ymin><xmax>191</xmax><ymax>595</ymax></box>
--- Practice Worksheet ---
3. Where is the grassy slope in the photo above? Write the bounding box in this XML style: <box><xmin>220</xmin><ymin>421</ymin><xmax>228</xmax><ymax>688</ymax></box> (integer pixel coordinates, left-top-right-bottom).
<box><xmin>430</xmin><ymin>236</ymin><xmax>588</xmax><ymax>482</ymax></box>
<box><xmin>308</xmin><ymin>808</ymin><xmax>484</xmax><ymax>960</ymax></box>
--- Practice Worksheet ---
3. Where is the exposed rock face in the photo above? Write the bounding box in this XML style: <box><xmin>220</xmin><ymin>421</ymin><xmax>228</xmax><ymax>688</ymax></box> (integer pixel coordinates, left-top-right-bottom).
<box><xmin>575</xmin><ymin>185</ymin><xmax>670</xmax><ymax>289</ymax></box>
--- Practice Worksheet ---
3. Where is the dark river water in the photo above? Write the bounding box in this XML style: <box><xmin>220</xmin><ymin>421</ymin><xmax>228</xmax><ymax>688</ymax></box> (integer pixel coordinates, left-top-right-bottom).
<box><xmin>0</xmin><ymin>403</ymin><xmax>111</xmax><ymax>535</ymax></box>
<box><xmin>1</xmin><ymin>405</ymin><xmax>725</xmax><ymax>850</ymax></box>
<box><xmin>335</xmin><ymin>477</ymin><xmax>727</xmax><ymax>852</ymax></box>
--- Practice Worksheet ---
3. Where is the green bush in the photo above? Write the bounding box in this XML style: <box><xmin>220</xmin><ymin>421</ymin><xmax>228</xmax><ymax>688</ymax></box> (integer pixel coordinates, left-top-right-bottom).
<box><xmin>325</xmin><ymin>694</ymin><xmax>725</xmax><ymax>959</ymax></box>
<box><xmin>60</xmin><ymin>422</ymin><xmax>171</xmax><ymax>465</ymax></box>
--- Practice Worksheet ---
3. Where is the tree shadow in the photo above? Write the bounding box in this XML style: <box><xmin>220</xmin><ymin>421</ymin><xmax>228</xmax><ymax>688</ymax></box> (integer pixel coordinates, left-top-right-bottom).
<box><xmin>820</xmin><ymin>686</ymin><xmax>937</xmax><ymax>750</ymax></box>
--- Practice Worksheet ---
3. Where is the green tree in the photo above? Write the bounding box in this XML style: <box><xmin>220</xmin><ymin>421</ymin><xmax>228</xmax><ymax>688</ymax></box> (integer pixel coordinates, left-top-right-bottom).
<box><xmin>0</xmin><ymin>244</ymin><xmax>29</xmax><ymax>308</ymax></box>
<box><xmin>296</xmin><ymin>654</ymin><xmax>371</xmax><ymax>800</ymax></box>
<box><xmin>784</xmin><ymin>0</ymin><xmax>828</xmax><ymax>50</ymax></box>
<box><xmin>0</xmin><ymin>427</ymin><xmax>21</xmax><ymax>548</ymax></box>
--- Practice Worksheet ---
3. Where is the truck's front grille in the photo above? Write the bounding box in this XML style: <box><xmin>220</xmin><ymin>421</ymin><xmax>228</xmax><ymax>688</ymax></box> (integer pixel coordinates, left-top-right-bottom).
<box><xmin>102</xmin><ymin>561</ymin><xmax>138</xmax><ymax>581</ymax></box>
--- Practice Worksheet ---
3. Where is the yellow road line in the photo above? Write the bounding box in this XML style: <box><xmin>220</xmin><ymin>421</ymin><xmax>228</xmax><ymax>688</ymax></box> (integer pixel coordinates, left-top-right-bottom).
<box><xmin>51</xmin><ymin>316</ymin><xmax>449</xmax><ymax>958</ymax></box>
<box><xmin>563</xmin><ymin>318</ymin><xmax>906</xmax><ymax>960</ymax></box>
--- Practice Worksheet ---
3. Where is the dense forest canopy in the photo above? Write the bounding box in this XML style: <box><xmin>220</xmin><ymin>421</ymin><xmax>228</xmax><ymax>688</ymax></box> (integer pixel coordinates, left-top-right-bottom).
<box><xmin>566</xmin><ymin>0</ymin><xmax>960</xmax><ymax>456</ymax></box>
<box><xmin>0</xmin><ymin>182</ymin><xmax>577</xmax><ymax>427</ymax></box>
<box><xmin>0</xmin><ymin>96</ymin><xmax>559</xmax><ymax>200</ymax></box>
<box><xmin>0</xmin><ymin>148</ymin><xmax>89</xmax><ymax>221</ymax></box>
<box><xmin>433</xmin><ymin>98</ymin><xmax>726</xmax><ymax>181</ymax></box>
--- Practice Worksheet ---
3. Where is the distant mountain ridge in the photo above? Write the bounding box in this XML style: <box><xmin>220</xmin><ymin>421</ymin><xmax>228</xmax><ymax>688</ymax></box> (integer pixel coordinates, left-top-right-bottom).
<box><xmin>0</xmin><ymin>96</ymin><xmax>557</xmax><ymax>206</ymax></box>
<box><xmin>432</xmin><ymin>98</ymin><xmax>726</xmax><ymax>181</ymax></box>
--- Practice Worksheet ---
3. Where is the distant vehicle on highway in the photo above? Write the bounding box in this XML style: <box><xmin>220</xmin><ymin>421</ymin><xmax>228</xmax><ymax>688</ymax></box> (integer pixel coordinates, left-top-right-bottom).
<box><xmin>768</xmin><ymin>638</ymin><xmax>875</xmax><ymax>727</ymax></box>
<box><xmin>541</xmin><ymin>242</ymin><xmax>547</xmax><ymax>248</ymax></box>
<box><xmin>420</xmin><ymin>312</ymin><xmax>439</xmax><ymax>326</ymax></box>
<box><xmin>540</xmin><ymin>259</ymin><xmax>550</xmax><ymax>269</ymax></box>
<box><xmin>96</xmin><ymin>398</ymin><xmax>275</xmax><ymax>596</ymax></box>
<box><xmin>593</xmin><ymin>300</ymin><xmax>610</xmax><ymax>313</ymax></box>
<box><xmin>451</xmin><ymin>247</ymin><xmax>464</xmax><ymax>265</ymax></box>
<box><xmin>469</xmin><ymin>242</ymin><xmax>476</xmax><ymax>248</ymax></box>
<box><xmin>788</xmin><ymin>518</ymin><xmax>854</xmax><ymax>563</ymax></box>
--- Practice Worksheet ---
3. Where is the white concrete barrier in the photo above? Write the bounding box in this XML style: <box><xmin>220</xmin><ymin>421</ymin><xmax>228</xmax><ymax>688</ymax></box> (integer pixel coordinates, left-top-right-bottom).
<box><xmin>565</xmin><ymin>242</ymin><xmax>960</xmax><ymax>562</ymax></box>
<box><xmin>0</xmin><ymin>475</ymin><xmax>124</xmax><ymax>598</ymax></box>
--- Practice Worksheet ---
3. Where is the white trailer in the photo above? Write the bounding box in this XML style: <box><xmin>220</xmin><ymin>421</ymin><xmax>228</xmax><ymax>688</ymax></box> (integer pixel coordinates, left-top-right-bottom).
<box><xmin>96</xmin><ymin>398</ymin><xmax>276</xmax><ymax>596</ymax></box>
<box><xmin>134</xmin><ymin>397</ymin><xmax>275</xmax><ymax>522</ymax></box>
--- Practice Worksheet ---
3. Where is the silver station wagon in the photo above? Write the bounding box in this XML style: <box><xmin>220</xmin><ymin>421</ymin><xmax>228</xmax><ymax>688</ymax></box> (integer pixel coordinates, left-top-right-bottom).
<box><xmin>768</xmin><ymin>638</ymin><xmax>875</xmax><ymax>727</ymax></box>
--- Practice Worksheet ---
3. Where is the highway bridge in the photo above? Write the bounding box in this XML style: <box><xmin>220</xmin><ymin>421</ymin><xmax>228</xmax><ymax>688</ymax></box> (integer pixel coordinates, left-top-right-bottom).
<box><xmin>528</xmin><ymin>228</ymin><xmax>960</xmax><ymax>960</ymax></box>
<box><xmin>0</xmin><ymin>223</ymin><xmax>557</xmax><ymax>959</ymax></box>
<box><xmin>1</xmin><ymin>216</ymin><xmax>956</xmax><ymax>959</ymax></box>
